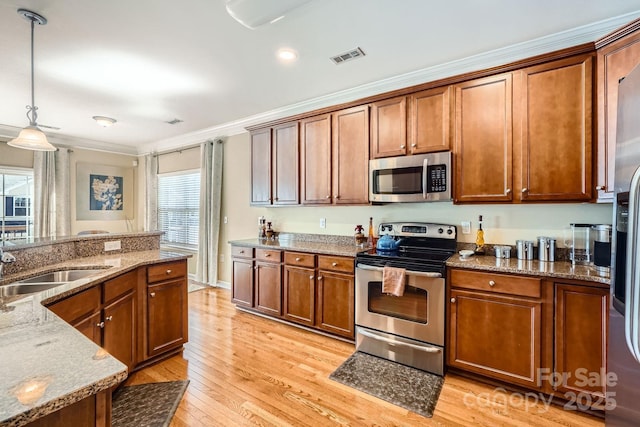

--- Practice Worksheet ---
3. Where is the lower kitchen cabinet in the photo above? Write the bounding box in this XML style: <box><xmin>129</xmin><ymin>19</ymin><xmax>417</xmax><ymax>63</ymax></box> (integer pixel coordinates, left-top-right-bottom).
<box><xmin>25</xmin><ymin>389</ymin><xmax>111</xmax><ymax>427</ymax></box>
<box><xmin>255</xmin><ymin>260</ymin><xmax>282</xmax><ymax>316</ymax></box>
<box><xmin>283</xmin><ymin>265</ymin><xmax>316</xmax><ymax>326</ymax></box>
<box><xmin>316</xmin><ymin>270</ymin><xmax>354</xmax><ymax>338</ymax></box>
<box><xmin>102</xmin><ymin>292</ymin><xmax>136</xmax><ymax>370</ymax></box>
<box><xmin>232</xmin><ymin>257</ymin><xmax>254</xmax><ymax>308</ymax></box>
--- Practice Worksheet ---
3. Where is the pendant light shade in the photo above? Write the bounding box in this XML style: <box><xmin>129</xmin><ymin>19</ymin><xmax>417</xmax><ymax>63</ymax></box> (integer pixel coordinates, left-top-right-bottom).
<box><xmin>8</xmin><ymin>9</ymin><xmax>56</xmax><ymax>152</ymax></box>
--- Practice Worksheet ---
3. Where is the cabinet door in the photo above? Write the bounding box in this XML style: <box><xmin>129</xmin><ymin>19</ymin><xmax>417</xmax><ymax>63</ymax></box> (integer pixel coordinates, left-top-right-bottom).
<box><xmin>371</xmin><ymin>96</ymin><xmax>407</xmax><ymax>158</ymax></box>
<box><xmin>515</xmin><ymin>54</ymin><xmax>593</xmax><ymax>202</ymax></box>
<box><xmin>454</xmin><ymin>73</ymin><xmax>513</xmax><ymax>203</ymax></box>
<box><xmin>283</xmin><ymin>265</ymin><xmax>315</xmax><ymax>326</ymax></box>
<box><xmin>255</xmin><ymin>261</ymin><xmax>282</xmax><ymax>316</ymax></box>
<box><xmin>231</xmin><ymin>258</ymin><xmax>254</xmax><ymax>308</ymax></box>
<box><xmin>332</xmin><ymin>105</ymin><xmax>370</xmax><ymax>204</ymax></box>
<box><xmin>272</xmin><ymin>122</ymin><xmax>299</xmax><ymax>205</ymax></box>
<box><xmin>72</xmin><ymin>311</ymin><xmax>102</xmax><ymax>345</ymax></box>
<box><xmin>409</xmin><ymin>86</ymin><xmax>452</xmax><ymax>154</ymax></box>
<box><xmin>597</xmin><ymin>31</ymin><xmax>640</xmax><ymax>201</ymax></box>
<box><xmin>300</xmin><ymin>114</ymin><xmax>332</xmax><ymax>204</ymax></box>
<box><xmin>250</xmin><ymin>128</ymin><xmax>272</xmax><ymax>205</ymax></box>
<box><xmin>316</xmin><ymin>270</ymin><xmax>354</xmax><ymax>338</ymax></box>
<box><xmin>103</xmin><ymin>292</ymin><xmax>136</xmax><ymax>371</ymax></box>
<box><xmin>147</xmin><ymin>279</ymin><xmax>187</xmax><ymax>357</ymax></box>
<box><xmin>554</xmin><ymin>283</ymin><xmax>608</xmax><ymax>399</ymax></box>
<box><xmin>47</xmin><ymin>285</ymin><xmax>101</xmax><ymax>325</ymax></box>
<box><xmin>449</xmin><ymin>289</ymin><xmax>542</xmax><ymax>388</ymax></box>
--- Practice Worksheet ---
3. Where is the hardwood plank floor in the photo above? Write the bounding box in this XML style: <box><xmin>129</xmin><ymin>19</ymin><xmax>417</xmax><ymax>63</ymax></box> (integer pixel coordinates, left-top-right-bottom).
<box><xmin>126</xmin><ymin>288</ymin><xmax>603</xmax><ymax>426</ymax></box>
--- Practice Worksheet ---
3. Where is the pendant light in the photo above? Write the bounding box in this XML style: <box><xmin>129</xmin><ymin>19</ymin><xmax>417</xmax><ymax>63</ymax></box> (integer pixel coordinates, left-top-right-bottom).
<box><xmin>8</xmin><ymin>9</ymin><xmax>56</xmax><ymax>152</ymax></box>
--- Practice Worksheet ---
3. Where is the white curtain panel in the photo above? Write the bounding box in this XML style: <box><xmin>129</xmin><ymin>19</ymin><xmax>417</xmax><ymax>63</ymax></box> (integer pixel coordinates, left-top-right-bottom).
<box><xmin>145</xmin><ymin>153</ymin><xmax>158</xmax><ymax>231</ymax></box>
<box><xmin>196</xmin><ymin>139</ymin><xmax>224</xmax><ymax>285</ymax></box>
<box><xmin>33</xmin><ymin>149</ymin><xmax>71</xmax><ymax>238</ymax></box>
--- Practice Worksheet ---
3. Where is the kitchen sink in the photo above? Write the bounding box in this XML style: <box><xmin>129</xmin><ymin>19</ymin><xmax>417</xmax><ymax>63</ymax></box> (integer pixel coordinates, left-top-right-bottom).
<box><xmin>15</xmin><ymin>269</ymin><xmax>104</xmax><ymax>284</ymax></box>
<box><xmin>0</xmin><ymin>282</ymin><xmax>68</xmax><ymax>297</ymax></box>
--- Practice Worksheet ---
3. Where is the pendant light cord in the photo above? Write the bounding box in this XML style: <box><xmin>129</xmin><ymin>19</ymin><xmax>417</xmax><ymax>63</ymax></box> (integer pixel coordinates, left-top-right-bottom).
<box><xmin>28</xmin><ymin>17</ymin><xmax>38</xmax><ymax>126</ymax></box>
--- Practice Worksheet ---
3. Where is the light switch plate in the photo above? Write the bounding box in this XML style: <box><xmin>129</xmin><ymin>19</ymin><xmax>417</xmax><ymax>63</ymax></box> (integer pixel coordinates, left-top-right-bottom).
<box><xmin>461</xmin><ymin>221</ymin><xmax>471</xmax><ymax>234</ymax></box>
<box><xmin>320</xmin><ymin>218</ymin><xmax>326</xmax><ymax>228</ymax></box>
<box><xmin>104</xmin><ymin>240</ymin><xmax>122</xmax><ymax>251</ymax></box>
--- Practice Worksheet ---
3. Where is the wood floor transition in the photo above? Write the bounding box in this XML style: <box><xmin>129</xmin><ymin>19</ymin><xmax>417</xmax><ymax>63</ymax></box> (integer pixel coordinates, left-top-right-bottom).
<box><xmin>125</xmin><ymin>287</ymin><xmax>603</xmax><ymax>426</ymax></box>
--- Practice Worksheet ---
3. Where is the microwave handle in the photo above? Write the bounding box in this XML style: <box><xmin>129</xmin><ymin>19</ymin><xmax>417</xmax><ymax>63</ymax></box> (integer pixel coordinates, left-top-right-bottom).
<box><xmin>422</xmin><ymin>158</ymin><xmax>429</xmax><ymax>200</ymax></box>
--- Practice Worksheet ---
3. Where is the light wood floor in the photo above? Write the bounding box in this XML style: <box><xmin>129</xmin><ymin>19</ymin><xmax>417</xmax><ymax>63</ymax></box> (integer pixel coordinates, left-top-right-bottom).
<box><xmin>126</xmin><ymin>287</ymin><xmax>604</xmax><ymax>426</ymax></box>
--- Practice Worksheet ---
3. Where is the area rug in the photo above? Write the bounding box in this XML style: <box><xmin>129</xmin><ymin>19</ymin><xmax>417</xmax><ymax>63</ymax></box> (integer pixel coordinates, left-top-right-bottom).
<box><xmin>329</xmin><ymin>352</ymin><xmax>443</xmax><ymax>418</ymax></box>
<box><xmin>112</xmin><ymin>380</ymin><xmax>189</xmax><ymax>427</ymax></box>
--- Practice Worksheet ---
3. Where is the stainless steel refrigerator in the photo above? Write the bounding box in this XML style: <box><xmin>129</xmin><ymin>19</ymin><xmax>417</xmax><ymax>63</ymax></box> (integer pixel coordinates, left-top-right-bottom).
<box><xmin>608</xmin><ymin>63</ymin><xmax>640</xmax><ymax>426</ymax></box>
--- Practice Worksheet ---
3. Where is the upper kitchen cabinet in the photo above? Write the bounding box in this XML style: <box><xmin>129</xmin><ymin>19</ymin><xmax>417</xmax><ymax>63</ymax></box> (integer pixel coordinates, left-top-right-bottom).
<box><xmin>332</xmin><ymin>105</ymin><xmax>370</xmax><ymax>204</ymax></box>
<box><xmin>371</xmin><ymin>96</ymin><xmax>407</xmax><ymax>158</ymax></box>
<box><xmin>409</xmin><ymin>86</ymin><xmax>452</xmax><ymax>154</ymax></box>
<box><xmin>300</xmin><ymin>114</ymin><xmax>332</xmax><ymax>205</ymax></box>
<box><xmin>514</xmin><ymin>54</ymin><xmax>594</xmax><ymax>202</ymax></box>
<box><xmin>250</xmin><ymin>122</ymin><xmax>300</xmax><ymax>206</ymax></box>
<box><xmin>454</xmin><ymin>73</ymin><xmax>513</xmax><ymax>203</ymax></box>
<box><xmin>596</xmin><ymin>20</ymin><xmax>640</xmax><ymax>202</ymax></box>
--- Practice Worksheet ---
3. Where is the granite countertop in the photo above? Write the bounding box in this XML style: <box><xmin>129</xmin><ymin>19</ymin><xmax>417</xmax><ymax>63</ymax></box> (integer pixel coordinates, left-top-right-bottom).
<box><xmin>446</xmin><ymin>254</ymin><xmax>610</xmax><ymax>285</ymax></box>
<box><xmin>0</xmin><ymin>250</ymin><xmax>189</xmax><ymax>427</ymax></box>
<box><xmin>230</xmin><ymin>238</ymin><xmax>367</xmax><ymax>258</ymax></box>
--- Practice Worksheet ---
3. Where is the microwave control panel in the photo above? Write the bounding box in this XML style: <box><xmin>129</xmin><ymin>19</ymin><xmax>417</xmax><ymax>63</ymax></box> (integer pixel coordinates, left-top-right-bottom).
<box><xmin>427</xmin><ymin>164</ymin><xmax>447</xmax><ymax>193</ymax></box>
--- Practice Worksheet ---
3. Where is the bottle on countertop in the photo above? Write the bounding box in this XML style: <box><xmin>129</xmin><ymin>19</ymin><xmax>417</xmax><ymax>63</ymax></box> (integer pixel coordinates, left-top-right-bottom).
<box><xmin>475</xmin><ymin>215</ymin><xmax>485</xmax><ymax>254</ymax></box>
<box><xmin>368</xmin><ymin>217</ymin><xmax>375</xmax><ymax>247</ymax></box>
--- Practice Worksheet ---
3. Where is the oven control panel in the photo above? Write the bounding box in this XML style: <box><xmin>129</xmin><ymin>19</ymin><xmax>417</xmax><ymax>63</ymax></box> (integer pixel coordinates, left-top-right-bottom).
<box><xmin>378</xmin><ymin>222</ymin><xmax>456</xmax><ymax>239</ymax></box>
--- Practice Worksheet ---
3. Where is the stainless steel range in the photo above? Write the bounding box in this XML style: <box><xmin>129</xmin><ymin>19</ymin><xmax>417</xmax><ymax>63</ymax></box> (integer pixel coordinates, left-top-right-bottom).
<box><xmin>355</xmin><ymin>222</ymin><xmax>457</xmax><ymax>376</ymax></box>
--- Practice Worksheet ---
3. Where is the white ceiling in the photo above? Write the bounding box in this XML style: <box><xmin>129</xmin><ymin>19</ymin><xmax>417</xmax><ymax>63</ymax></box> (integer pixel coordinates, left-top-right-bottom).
<box><xmin>1</xmin><ymin>0</ymin><xmax>640</xmax><ymax>155</ymax></box>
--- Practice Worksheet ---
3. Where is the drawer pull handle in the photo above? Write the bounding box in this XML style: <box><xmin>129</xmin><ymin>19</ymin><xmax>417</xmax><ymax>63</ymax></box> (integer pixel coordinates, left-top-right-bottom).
<box><xmin>97</xmin><ymin>321</ymin><xmax>105</xmax><ymax>328</ymax></box>
<box><xmin>296</xmin><ymin>257</ymin><xmax>301</xmax><ymax>262</ymax></box>
<box><xmin>332</xmin><ymin>262</ymin><xmax>338</xmax><ymax>267</ymax></box>
<box><xmin>240</xmin><ymin>250</ymin><xmax>244</xmax><ymax>254</ymax></box>
<box><xmin>105</xmin><ymin>316</ymin><xmax>113</xmax><ymax>322</ymax></box>
<box><xmin>450</xmin><ymin>298</ymin><xmax>456</xmax><ymax>303</ymax></box>
<box><xmin>150</xmin><ymin>292</ymin><xmax>156</xmax><ymax>298</ymax></box>
<box><xmin>596</xmin><ymin>185</ymin><xmax>605</xmax><ymax>190</ymax></box>
<box><xmin>166</xmin><ymin>269</ymin><xmax>172</xmax><ymax>275</ymax></box>
<box><xmin>265</xmin><ymin>253</ymin><xmax>271</xmax><ymax>257</ymax></box>
<box><xmin>489</xmin><ymin>280</ymin><xmax>496</xmax><ymax>287</ymax></box>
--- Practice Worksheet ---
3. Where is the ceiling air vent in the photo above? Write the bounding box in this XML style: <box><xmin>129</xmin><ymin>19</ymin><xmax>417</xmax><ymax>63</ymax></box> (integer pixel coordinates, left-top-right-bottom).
<box><xmin>330</xmin><ymin>47</ymin><xmax>365</xmax><ymax>65</ymax></box>
<box><xmin>165</xmin><ymin>118</ymin><xmax>183</xmax><ymax>125</ymax></box>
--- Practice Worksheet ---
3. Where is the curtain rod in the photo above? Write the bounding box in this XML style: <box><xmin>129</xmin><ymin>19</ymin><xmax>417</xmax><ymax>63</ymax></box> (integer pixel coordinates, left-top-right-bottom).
<box><xmin>153</xmin><ymin>138</ymin><xmax>222</xmax><ymax>157</ymax></box>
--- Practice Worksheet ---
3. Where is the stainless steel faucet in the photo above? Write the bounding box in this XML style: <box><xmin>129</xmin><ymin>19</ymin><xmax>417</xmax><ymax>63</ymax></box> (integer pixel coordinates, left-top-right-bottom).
<box><xmin>0</xmin><ymin>248</ymin><xmax>16</xmax><ymax>279</ymax></box>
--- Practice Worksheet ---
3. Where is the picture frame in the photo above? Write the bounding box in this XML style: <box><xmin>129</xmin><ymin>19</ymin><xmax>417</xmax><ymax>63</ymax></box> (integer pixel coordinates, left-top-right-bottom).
<box><xmin>76</xmin><ymin>162</ymin><xmax>134</xmax><ymax>221</ymax></box>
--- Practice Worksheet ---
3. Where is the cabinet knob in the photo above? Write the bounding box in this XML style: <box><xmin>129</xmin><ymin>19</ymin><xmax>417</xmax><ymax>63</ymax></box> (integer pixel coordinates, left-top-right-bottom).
<box><xmin>489</xmin><ymin>280</ymin><xmax>496</xmax><ymax>287</ymax></box>
<box><xmin>97</xmin><ymin>321</ymin><xmax>105</xmax><ymax>328</ymax></box>
<box><xmin>254</xmin><ymin>266</ymin><xmax>258</xmax><ymax>270</ymax></box>
<box><xmin>274</xmin><ymin>197</ymin><xmax>279</xmax><ymax>201</ymax></box>
<box><xmin>166</xmin><ymin>269</ymin><xmax>172</xmax><ymax>275</ymax></box>
<box><xmin>296</xmin><ymin>257</ymin><xmax>301</xmax><ymax>261</ymax></box>
<box><xmin>239</xmin><ymin>250</ymin><xmax>244</xmax><ymax>254</ymax></box>
<box><xmin>105</xmin><ymin>315</ymin><xmax>113</xmax><ymax>322</ymax></box>
<box><xmin>309</xmin><ymin>275</ymin><xmax>314</xmax><ymax>280</ymax></box>
<box><xmin>150</xmin><ymin>292</ymin><xmax>156</xmax><ymax>298</ymax></box>
<box><xmin>332</xmin><ymin>262</ymin><xmax>338</xmax><ymax>267</ymax></box>
<box><xmin>450</xmin><ymin>298</ymin><xmax>456</xmax><ymax>303</ymax></box>
<box><xmin>505</xmin><ymin>188</ymin><xmax>511</xmax><ymax>194</ymax></box>
<box><xmin>326</xmin><ymin>195</ymin><xmax>331</xmax><ymax>199</ymax></box>
<box><xmin>411</xmin><ymin>143</ymin><xmax>417</xmax><ymax>148</ymax></box>
<box><xmin>265</xmin><ymin>253</ymin><xmax>271</xmax><ymax>257</ymax></box>
<box><xmin>400</xmin><ymin>145</ymin><xmax>406</xmax><ymax>149</ymax></box>
<box><xmin>596</xmin><ymin>185</ymin><xmax>605</xmax><ymax>190</ymax></box>
<box><xmin>521</xmin><ymin>188</ymin><xmax>528</xmax><ymax>193</ymax></box>
<box><xmin>317</xmin><ymin>276</ymin><xmax>323</xmax><ymax>281</ymax></box>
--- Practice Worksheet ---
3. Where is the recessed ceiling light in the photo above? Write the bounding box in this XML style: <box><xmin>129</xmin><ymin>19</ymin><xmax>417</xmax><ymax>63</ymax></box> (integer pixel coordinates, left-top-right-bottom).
<box><xmin>277</xmin><ymin>48</ymin><xmax>298</xmax><ymax>62</ymax></box>
<box><xmin>92</xmin><ymin>116</ymin><xmax>117</xmax><ymax>127</ymax></box>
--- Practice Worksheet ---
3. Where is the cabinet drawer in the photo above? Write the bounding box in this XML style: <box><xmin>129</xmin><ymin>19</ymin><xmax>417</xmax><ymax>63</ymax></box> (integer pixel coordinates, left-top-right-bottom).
<box><xmin>231</xmin><ymin>246</ymin><xmax>254</xmax><ymax>259</ymax></box>
<box><xmin>284</xmin><ymin>251</ymin><xmax>315</xmax><ymax>268</ymax></box>
<box><xmin>318</xmin><ymin>255</ymin><xmax>354</xmax><ymax>273</ymax></box>
<box><xmin>450</xmin><ymin>269</ymin><xmax>541</xmax><ymax>298</ymax></box>
<box><xmin>147</xmin><ymin>260</ymin><xmax>187</xmax><ymax>284</ymax></box>
<box><xmin>47</xmin><ymin>285</ymin><xmax>101</xmax><ymax>324</ymax></box>
<box><xmin>256</xmin><ymin>249</ymin><xmax>282</xmax><ymax>262</ymax></box>
<box><xmin>103</xmin><ymin>270</ymin><xmax>137</xmax><ymax>303</ymax></box>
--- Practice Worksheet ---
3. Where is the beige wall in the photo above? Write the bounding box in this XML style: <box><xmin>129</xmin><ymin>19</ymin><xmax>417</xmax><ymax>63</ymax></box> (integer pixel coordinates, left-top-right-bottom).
<box><xmin>0</xmin><ymin>141</ymin><xmax>34</xmax><ymax>169</ymax></box>
<box><xmin>217</xmin><ymin>132</ymin><xmax>613</xmax><ymax>284</ymax></box>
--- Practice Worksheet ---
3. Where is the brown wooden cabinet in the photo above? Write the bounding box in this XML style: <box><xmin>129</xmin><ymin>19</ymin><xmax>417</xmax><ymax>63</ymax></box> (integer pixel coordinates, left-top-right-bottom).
<box><xmin>250</xmin><ymin>128</ymin><xmax>272</xmax><ymax>205</ymax></box>
<box><xmin>102</xmin><ymin>292</ymin><xmax>136</xmax><ymax>370</ymax></box>
<box><xmin>448</xmin><ymin>269</ymin><xmax>542</xmax><ymax>388</ymax></box>
<box><xmin>25</xmin><ymin>390</ymin><xmax>111</xmax><ymax>427</ymax></box>
<box><xmin>596</xmin><ymin>20</ymin><xmax>640</xmax><ymax>201</ymax></box>
<box><xmin>254</xmin><ymin>249</ymin><xmax>282</xmax><ymax>316</ymax></box>
<box><xmin>409</xmin><ymin>86</ymin><xmax>452</xmax><ymax>154</ymax></box>
<box><xmin>332</xmin><ymin>105</ymin><xmax>370</xmax><ymax>204</ymax></box>
<box><xmin>514</xmin><ymin>54</ymin><xmax>594</xmax><ymax>202</ymax></box>
<box><xmin>553</xmin><ymin>282</ymin><xmax>608</xmax><ymax>401</ymax></box>
<box><xmin>283</xmin><ymin>264</ymin><xmax>316</xmax><ymax>327</ymax></box>
<box><xmin>300</xmin><ymin>114</ymin><xmax>332</xmax><ymax>204</ymax></box>
<box><xmin>454</xmin><ymin>73</ymin><xmax>513</xmax><ymax>203</ymax></box>
<box><xmin>231</xmin><ymin>246</ymin><xmax>254</xmax><ymax>308</ymax></box>
<box><xmin>315</xmin><ymin>255</ymin><xmax>355</xmax><ymax>339</ymax></box>
<box><xmin>371</xmin><ymin>96</ymin><xmax>407</xmax><ymax>158</ymax></box>
<box><xmin>145</xmin><ymin>261</ymin><xmax>188</xmax><ymax>359</ymax></box>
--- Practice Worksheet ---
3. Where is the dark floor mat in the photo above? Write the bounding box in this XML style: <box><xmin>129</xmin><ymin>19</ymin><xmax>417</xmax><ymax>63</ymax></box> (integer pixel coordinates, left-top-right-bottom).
<box><xmin>112</xmin><ymin>380</ymin><xmax>189</xmax><ymax>427</ymax></box>
<box><xmin>329</xmin><ymin>352</ymin><xmax>443</xmax><ymax>418</ymax></box>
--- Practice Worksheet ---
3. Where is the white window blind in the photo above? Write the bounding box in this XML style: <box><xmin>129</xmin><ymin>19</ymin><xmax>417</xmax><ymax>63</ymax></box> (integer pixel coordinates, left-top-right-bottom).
<box><xmin>157</xmin><ymin>171</ymin><xmax>200</xmax><ymax>249</ymax></box>
<box><xmin>0</xmin><ymin>169</ymin><xmax>34</xmax><ymax>243</ymax></box>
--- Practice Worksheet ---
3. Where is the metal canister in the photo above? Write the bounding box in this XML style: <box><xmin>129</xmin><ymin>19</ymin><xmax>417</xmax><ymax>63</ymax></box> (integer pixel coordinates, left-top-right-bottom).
<box><xmin>537</xmin><ymin>236</ymin><xmax>556</xmax><ymax>262</ymax></box>
<box><xmin>516</xmin><ymin>240</ymin><xmax>534</xmax><ymax>260</ymax></box>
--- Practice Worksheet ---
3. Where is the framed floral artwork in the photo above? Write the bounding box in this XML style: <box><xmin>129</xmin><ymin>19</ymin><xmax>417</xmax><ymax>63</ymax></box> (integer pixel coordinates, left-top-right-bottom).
<box><xmin>76</xmin><ymin>163</ymin><xmax>134</xmax><ymax>220</ymax></box>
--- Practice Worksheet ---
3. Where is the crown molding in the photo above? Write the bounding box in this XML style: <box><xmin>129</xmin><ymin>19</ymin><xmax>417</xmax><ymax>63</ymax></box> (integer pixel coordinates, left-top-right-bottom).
<box><xmin>132</xmin><ymin>10</ymin><xmax>640</xmax><ymax>155</ymax></box>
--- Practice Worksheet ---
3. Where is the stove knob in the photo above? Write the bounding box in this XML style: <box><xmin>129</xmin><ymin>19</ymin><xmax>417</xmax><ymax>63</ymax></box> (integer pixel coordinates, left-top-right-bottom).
<box><xmin>438</xmin><ymin>228</ymin><xmax>444</xmax><ymax>234</ymax></box>
<box><xmin>447</xmin><ymin>229</ymin><xmax>453</xmax><ymax>235</ymax></box>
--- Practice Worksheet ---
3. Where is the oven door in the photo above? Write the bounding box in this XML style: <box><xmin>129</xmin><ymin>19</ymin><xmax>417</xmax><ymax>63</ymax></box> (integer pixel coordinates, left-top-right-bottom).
<box><xmin>355</xmin><ymin>263</ymin><xmax>445</xmax><ymax>345</ymax></box>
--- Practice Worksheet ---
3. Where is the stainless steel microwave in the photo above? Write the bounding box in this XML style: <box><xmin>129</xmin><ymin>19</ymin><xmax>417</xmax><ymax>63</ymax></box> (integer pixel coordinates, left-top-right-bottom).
<box><xmin>369</xmin><ymin>152</ymin><xmax>452</xmax><ymax>203</ymax></box>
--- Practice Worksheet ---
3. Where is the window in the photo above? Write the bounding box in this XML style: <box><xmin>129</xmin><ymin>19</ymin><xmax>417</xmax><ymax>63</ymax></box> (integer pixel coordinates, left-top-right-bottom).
<box><xmin>157</xmin><ymin>170</ymin><xmax>200</xmax><ymax>249</ymax></box>
<box><xmin>0</xmin><ymin>169</ymin><xmax>34</xmax><ymax>243</ymax></box>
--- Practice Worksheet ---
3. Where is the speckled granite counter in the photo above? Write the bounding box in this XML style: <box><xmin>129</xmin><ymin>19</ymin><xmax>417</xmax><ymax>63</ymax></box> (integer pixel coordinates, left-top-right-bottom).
<box><xmin>446</xmin><ymin>254</ymin><xmax>610</xmax><ymax>285</ymax></box>
<box><xmin>0</xmin><ymin>249</ymin><xmax>189</xmax><ymax>427</ymax></box>
<box><xmin>229</xmin><ymin>237</ymin><xmax>366</xmax><ymax>258</ymax></box>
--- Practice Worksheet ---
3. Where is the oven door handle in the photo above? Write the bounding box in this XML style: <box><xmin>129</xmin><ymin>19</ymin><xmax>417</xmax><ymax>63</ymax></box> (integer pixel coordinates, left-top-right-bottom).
<box><xmin>358</xmin><ymin>328</ymin><xmax>442</xmax><ymax>353</ymax></box>
<box><xmin>356</xmin><ymin>263</ymin><xmax>442</xmax><ymax>278</ymax></box>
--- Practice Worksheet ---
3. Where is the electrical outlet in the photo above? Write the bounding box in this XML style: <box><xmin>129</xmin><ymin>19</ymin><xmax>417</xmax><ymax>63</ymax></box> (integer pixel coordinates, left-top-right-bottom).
<box><xmin>320</xmin><ymin>218</ymin><xmax>326</xmax><ymax>229</ymax></box>
<box><xmin>104</xmin><ymin>240</ymin><xmax>121</xmax><ymax>251</ymax></box>
<box><xmin>461</xmin><ymin>221</ymin><xmax>471</xmax><ymax>234</ymax></box>
<box><xmin>224</xmin><ymin>216</ymin><xmax>228</xmax><ymax>224</ymax></box>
